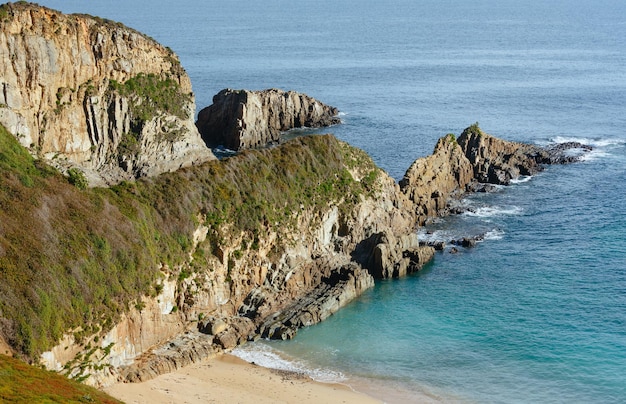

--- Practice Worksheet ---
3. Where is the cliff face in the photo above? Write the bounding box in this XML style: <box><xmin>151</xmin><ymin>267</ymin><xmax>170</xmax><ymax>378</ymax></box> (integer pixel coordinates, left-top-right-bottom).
<box><xmin>196</xmin><ymin>88</ymin><xmax>341</xmax><ymax>150</ymax></box>
<box><xmin>0</xmin><ymin>3</ymin><xmax>214</xmax><ymax>186</ymax></box>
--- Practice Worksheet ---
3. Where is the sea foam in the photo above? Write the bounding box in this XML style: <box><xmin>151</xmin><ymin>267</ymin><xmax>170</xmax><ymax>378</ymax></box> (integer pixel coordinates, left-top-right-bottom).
<box><xmin>231</xmin><ymin>342</ymin><xmax>346</xmax><ymax>383</ymax></box>
<box><xmin>510</xmin><ymin>175</ymin><xmax>533</xmax><ymax>184</ymax></box>
<box><xmin>463</xmin><ymin>205</ymin><xmax>523</xmax><ymax>218</ymax></box>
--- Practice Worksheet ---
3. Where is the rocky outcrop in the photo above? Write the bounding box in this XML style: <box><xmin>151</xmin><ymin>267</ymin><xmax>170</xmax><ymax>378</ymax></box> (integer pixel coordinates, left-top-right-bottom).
<box><xmin>399</xmin><ymin>134</ymin><xmax>474</xmax><ymax>223</ymax></box>
<box><xmin>121</xmin><ymin>331</ymin><xmax>219</xmax><ymax>383</ymax></box>
<box><xmin>256</xmin><ymin>262</ymin><xmax>374</xmax><ymax>340</ymax></box>
<box><xmin>400</xmin><ymin>124</ymin><xmax>592</xmax><ymax>223</ymax></box>
<box><xmin>196</xmin><ymin>88</ymin><xmax>341</xmax><ymax>150</ymax></box>
<box><xmin>0</xmin><ymin>3</ymin><xmax>214</xmax><ymax>186</ymax></box>
<box><xmin>457</xmin><ymin>125</ymin><xmax>548</xmax><ymax>184</ymax></box>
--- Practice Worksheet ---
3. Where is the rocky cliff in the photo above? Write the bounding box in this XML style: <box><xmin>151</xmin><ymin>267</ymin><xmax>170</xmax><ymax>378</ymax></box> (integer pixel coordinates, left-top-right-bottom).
<box><xmin>0</xmin><ymin>3</ymin><xmax>214</xmax><ymax>186</ymax></box>
<box><xmin>0</xmin><ymin>117</ymin><xmax>433</xmax><ymax>386</ymax></box>
<box><xmin>196</xmin><ymin>88</ymin><xmax>341</xmax><ymax>150</ymax></box>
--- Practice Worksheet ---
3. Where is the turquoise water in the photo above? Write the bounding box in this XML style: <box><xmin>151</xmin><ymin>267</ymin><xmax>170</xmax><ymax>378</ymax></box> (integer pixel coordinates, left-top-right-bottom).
<box><xmin>37</xmin><ymin>1</ymin><xmax>626</xmax><ymax>402</ymax></box>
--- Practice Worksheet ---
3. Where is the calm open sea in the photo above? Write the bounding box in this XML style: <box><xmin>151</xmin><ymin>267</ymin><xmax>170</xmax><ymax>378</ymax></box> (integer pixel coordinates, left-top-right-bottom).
<box><xmin>39</xmin><ymin>1</ymin><xmax>626</xmax><ymax>402</ymax></box>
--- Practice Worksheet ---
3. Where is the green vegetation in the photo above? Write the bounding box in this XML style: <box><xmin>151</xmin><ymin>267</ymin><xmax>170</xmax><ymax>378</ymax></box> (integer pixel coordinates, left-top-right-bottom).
<box><xmin>0</xmin><ymin>354</ymin><xmax>122</xmax><ymax>403</ymax></box>
<box><xmin>0</xmin><ymin>122</ymin><xmax>382</xmax><ymax>360</ymax></box>
<box><xmin>0</xmin><ymin>4</ymin><xmax>10</xmax><ymax>22</ymax></box>
<box><xmin>107</xmin><ymin>73</ymin><xmax>191</xmax><ymax>158</ymax></box>
<box><xmin>466</xmin><ymin>122</ymin><xmax>483</xmax><ymax>137</ymax></box>
<box><xmin>67</xmin><ymin>168</ymin><xmax>88</xmax><ymax>190</ymax></box>
<box><xmin>108</xmin><ymin>73</ymin><xmax>190</xmax><ymax>123</ymax></box>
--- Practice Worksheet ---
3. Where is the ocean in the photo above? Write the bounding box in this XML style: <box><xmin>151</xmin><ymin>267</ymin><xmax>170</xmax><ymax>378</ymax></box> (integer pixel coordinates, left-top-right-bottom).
<box><xmin>37</xmin><ymin>1</ymin><xmax>626</xmax><ymax>402</ymax></box>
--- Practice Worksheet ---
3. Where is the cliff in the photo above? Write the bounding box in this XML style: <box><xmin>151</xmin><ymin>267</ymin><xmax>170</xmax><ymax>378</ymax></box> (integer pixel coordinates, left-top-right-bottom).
<box><xmin>196</xmin><ymin>88</ymin><xmax>341</xmax><ymax>150</ymax></box>
<box><xmin>0</xmin><ymin>116</ymin><xmax>589</xmax><ymax>386</ymax></box>
<box><xmin>0</xmin><ymin>119</ymin><xmax>432</xmax><ymax>385</ymax></box>
<box><xmin>0</xmin><ymin>2</ymin><xmax>214</xmax><ymax>186</ymax></box>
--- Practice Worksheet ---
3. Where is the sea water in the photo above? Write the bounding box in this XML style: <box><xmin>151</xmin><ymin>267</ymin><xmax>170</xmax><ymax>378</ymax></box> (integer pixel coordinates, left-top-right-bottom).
<box><xmin>36</xmin><ymin>1</ymin><xmax>626</xmax><ymax>402</ymax></box>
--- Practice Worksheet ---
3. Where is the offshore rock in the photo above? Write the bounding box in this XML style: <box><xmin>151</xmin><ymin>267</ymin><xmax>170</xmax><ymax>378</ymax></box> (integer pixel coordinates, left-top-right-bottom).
<box><xmin>544</xmin><ymin>141</ymin><xmax>593</xmax><ymax>164</ymax></box>
<box><xmin>196</xmin><ymin>88</ymin><xmax>340</xmax><ymax>150</ymax></box>
<box><xmin>0</xmin><ymin>3</ymin><xmax>214</xmax><ymax>186</ymax></box>
<box><xmin>400</xmin><ymin>124</ymin><xmax>592</xmax><ymax>223</ymax></box>
<box><xmin>457</xmin><ymin>125</ymin><xmax>548</xmax><ymax>184</ymax></box>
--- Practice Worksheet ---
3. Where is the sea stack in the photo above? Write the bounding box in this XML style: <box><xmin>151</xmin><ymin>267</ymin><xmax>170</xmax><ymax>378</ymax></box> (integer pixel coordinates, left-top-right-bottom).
<box><xmin>196</xmin><ymin>88</ymin><xmax>341</xmax><ymax>150</ymax></box>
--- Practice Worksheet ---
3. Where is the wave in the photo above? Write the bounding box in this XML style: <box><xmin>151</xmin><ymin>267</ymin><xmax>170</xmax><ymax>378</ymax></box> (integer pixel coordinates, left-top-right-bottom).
<box><xmin>417</xmin><ymin>229</ymin><xmax>452</xmax><ymax>243</ymax></box>
<box><xmin>510</xmin><ymin>175</ymin><xmax>533</xmax><ymax>184</ymax></box>
<box><xmin>483</xmin><ymin>228</ymin><xmax>505</xmax><ymax>241</ymax></box>
<box><xmin>579</xmin><ymin>149</ymin><xmax>612</xmax><ymax>162</ymax></box>
<box><xmin>548</xmin><ymin>135</ymin><xmax>626</xmax><ymax>148</ymax></box>
<box><xmin>463</xmin><ymin>205</ymin><xmax>523</xmax><ymax>218</ymax></box>
<box><xmin>231</xmin><ymin>342</ymin><xmax>346</xmax><ymax>383</ymax></box>
<box><xmin>535</xmin><ymin>135</ymin><xmax>626</xmax><ymax>155</ymax></box>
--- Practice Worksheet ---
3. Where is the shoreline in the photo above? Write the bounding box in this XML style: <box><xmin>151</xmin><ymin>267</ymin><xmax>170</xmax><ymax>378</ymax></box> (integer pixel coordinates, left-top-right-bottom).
<box><xmin>104</xmin><ymin>353</ymin><xmax>383</xmax><ymax>404</ymax></box>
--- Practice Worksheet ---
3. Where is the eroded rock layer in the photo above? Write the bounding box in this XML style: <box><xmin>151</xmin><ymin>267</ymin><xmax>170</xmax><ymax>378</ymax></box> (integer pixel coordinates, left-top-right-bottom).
<box><xmin>196</xmin><ymin>88</ymin><xmax>341</xmax><ymax>150</ymax></box>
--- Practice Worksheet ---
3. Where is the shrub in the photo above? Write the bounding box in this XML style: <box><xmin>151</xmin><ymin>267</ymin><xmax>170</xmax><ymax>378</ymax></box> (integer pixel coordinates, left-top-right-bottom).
<box><xmin>67</xmin><ymin>168</ymin><xmax>88</xmax><ymax>190</ymax></box>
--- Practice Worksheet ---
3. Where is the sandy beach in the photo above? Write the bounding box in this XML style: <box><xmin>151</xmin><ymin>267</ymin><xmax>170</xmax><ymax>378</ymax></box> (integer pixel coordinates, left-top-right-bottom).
<box><xmin>104</xmin><ymin>354</ymin><xmax>382</xmax><ymax>404</ymax></box>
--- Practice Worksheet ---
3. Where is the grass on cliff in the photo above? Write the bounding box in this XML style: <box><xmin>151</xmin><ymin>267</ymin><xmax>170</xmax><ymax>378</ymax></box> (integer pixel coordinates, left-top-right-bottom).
<box><xmin>0</xmin><ymin>122</ymin><xmax>381</xmax><ymax>361</ymax></box>
<box><xmin>0</xmin><ymin>354</ymin><xmax>122</xmax><ymax>403</ymax></box>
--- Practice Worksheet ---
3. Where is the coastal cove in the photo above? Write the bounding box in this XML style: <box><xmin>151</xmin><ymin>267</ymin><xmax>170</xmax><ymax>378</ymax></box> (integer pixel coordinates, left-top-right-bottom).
<box><xmin>2</xmin><ymin>1</ymin><xmax>625</xmax><ymax>403</ymax></box>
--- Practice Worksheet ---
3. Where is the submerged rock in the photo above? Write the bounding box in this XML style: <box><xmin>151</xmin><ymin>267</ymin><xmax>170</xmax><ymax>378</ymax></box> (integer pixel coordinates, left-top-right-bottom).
<box><xmin>196</xmin><ymin>88</ymin><xmax>340</xmax><ymax>150</ymax></box>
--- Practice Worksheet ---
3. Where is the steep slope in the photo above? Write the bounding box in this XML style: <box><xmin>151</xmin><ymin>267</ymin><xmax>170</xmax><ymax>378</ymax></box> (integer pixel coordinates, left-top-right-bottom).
<box><xmin>0</xmin><ymin>2</ymin><xmax>214</xmax><ymax>186</ymax></box>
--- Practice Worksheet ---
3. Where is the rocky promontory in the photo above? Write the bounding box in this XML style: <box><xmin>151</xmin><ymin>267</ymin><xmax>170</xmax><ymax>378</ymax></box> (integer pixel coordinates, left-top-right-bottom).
<box><xmin>0</xmin><ymin>2</ymin><xmax>214</xmax><ymax>186</ymax></box>
<box><xmin>196</xmin><ymin>88</ymin><xmax>341</xmax><ymax>150</ymax></box>
<box><xmin>400</xmin><ymin>124</ymin><xmax>591</xmax><ymax>224</ymax></box>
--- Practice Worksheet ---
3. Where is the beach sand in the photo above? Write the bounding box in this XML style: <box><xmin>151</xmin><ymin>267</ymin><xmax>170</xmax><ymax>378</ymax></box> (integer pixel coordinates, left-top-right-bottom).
<box><xmin>104</xmin><ymin>353</ymin><xmax>382</xmax><ymax>404</ymax></box>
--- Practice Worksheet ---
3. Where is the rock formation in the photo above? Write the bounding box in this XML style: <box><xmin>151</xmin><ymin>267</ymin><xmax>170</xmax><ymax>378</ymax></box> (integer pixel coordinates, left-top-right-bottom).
<box><xmin>0</xmin><ymin>3</ymin><xmax>214</xmax><ymax>186</ymax></box>
<box><xmin>400</xmin><ymin>124</ymin><xmax>591</xmax><ymax>223</ymax></box>
<box><xmin>196</xmin><ymin>88</ymin><xmax>340</xmax><ymax>150</ymax></box>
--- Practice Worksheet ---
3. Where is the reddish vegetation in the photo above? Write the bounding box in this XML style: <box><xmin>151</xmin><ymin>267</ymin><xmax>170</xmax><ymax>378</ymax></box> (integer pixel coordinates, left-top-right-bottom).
<box><xmin>0</xmin><ymin>354</ymin><xmax>121</xmax><ymax>403</ymax></box>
